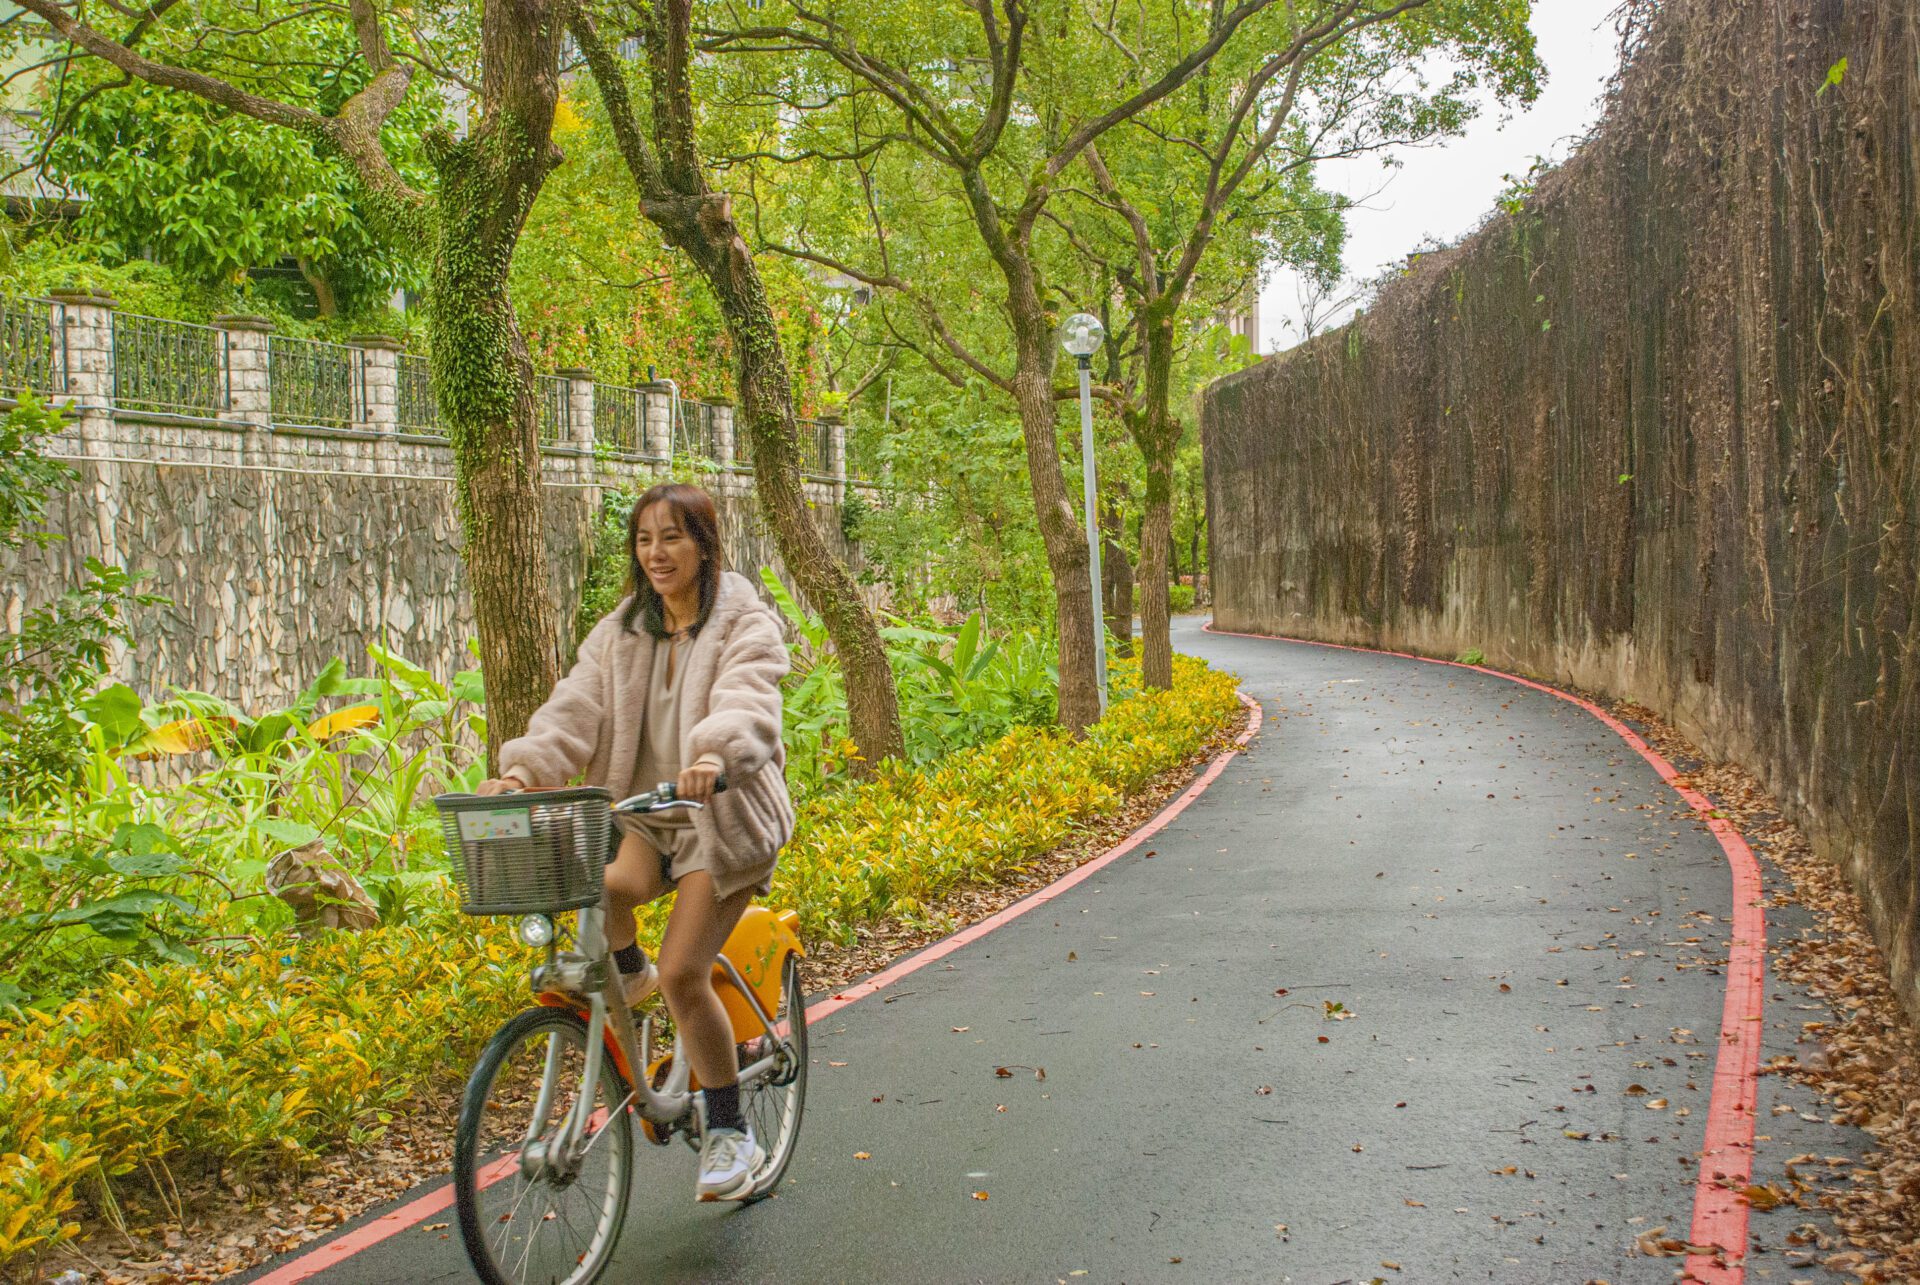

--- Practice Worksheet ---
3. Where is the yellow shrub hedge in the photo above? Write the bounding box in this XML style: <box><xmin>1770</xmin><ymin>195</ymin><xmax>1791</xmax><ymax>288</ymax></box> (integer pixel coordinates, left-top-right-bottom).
<box><xmin>0</xmin><ymin>655</ymin><xmax>1239</xmax><ymax>1268</ymax></box>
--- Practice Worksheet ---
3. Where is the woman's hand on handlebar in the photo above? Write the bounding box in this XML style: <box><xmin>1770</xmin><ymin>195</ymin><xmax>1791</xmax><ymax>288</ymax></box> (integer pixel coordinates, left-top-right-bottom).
<box><xmin>475</xmin><ymin>775</ymin><xmax>530</xmax><ymax>797</ymax></box>
<box><xmin>677</xmin><ymin>759</ymin><xmax>723</xmax><ymax>805</ymax></box>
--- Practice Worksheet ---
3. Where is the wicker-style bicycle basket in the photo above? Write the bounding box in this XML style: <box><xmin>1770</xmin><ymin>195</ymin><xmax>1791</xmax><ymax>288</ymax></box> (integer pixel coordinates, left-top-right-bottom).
<box><xmin>433</xmin><ymin>788</ymin><xmax>613</xmax><ymax>916</ymax></box>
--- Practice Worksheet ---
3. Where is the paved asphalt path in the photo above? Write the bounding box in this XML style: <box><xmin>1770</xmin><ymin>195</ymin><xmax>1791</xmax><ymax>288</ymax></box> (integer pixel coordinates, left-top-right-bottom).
<box><xmin>247</xmin><ymin>620</ymin><xmax>1861</xmax><ymax>1284</ymax></box>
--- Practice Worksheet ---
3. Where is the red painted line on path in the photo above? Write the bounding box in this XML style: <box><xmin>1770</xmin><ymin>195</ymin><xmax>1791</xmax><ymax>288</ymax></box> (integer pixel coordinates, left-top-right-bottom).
<box><xmin>250</xmin><ymin>692</ymin><xmax>1263</xmax><ymax>1283</ymax></box>
<box><xmin>1202</xmin><ymin>622</ymin><xmax>1766</xmax><ymax>1284</ymax></box>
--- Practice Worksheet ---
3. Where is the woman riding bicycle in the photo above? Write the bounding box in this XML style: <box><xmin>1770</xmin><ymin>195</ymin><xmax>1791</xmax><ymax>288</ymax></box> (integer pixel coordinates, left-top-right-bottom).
<box><xmin>476</xmin><ymin>481</ymin><xmax>793</xmax><ymax>1202</ymax></box>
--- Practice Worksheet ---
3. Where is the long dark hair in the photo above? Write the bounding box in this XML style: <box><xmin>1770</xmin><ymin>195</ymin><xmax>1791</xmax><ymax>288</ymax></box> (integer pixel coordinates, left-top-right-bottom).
<box><xmin>621</xmin><ymin>483</ymin><xmax>723</xmax><ymax>637</ymax></box>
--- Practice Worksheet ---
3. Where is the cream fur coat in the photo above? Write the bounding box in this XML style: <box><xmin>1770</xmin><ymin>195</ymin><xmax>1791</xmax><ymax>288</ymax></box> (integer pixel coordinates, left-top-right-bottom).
<box><xmin>499</xmin><ymin>570</ymin><xmax>794</xmax><ymax>896</ymax></box>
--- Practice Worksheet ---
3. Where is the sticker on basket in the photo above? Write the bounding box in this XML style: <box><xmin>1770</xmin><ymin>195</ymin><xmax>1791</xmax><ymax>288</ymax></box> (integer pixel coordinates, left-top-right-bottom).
<box><xmin>458</xmin><ymin>808</ymin><xmax>532</xmax><ymax>841</ymax></box>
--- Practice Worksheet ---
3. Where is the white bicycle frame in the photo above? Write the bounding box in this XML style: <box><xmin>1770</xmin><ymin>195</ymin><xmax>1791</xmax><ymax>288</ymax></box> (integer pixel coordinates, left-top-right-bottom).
<box><xmin>528</xmin><ymin>805</ymin><xmax>796</xmax><ymax>1174</ymax></box>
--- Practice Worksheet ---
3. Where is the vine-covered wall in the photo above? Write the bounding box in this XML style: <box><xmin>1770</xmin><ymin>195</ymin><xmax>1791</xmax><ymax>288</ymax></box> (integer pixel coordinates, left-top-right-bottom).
<box><xmin>1202</xmin><ymin>1</ymin><xmax>1920</xmax><ymax>1013</ymax></box>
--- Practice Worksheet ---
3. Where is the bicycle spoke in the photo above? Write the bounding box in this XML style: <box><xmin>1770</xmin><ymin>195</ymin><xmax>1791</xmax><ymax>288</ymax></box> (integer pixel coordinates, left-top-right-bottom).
<box><xmin>458</xmin><ymin>1009</ymin><xmax>632</xmax><ymax>1285</ymax></box>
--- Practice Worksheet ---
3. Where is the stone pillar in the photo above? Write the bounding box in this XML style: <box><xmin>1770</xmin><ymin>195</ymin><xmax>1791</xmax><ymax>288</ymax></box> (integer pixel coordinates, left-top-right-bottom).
<box><xmin>823</xmin><ymin>413</ymin><xmax>848</xmax><ymax>504</ymax></box>
<box><xmin>216</xmin><ymin>315</ymin><xmax>273</xmax><ymax>468</ymax></box>
<box><xmin>558</xmin><ymin>368</ymin><xmax>596</xmax><ymax>450</ymax></box>
<box><xmin>643</xmin><ymin>381</ymin><xmax>674</xmax><ymax>466</ymax></box>
<box><xmin>351</xmin><ymin>335</ymin><xmax>403</xmax><ymax>433</ymax></box>
<box><xmin>48</xmin><ymin>288</ymin><xmax>119</xmax><ymax>566</ymax></box>
<box><xmin>47</xmin><ymin>289</ymin><xmax>115</xmax><ymax>450</ymax></box>
<box><xmin>558</xmin><ymin>368</ymin><xmax>597</xmax><ymax>483</ymax></box>
<box><xmin>712</xmin><ymin>401</ymin><xmax>737</xmax><ymax>470</ymax></box>
<box><xmin>351</xmin><ymin>335</ymin><xmax>402</xmax><ymax>468</ymax></box>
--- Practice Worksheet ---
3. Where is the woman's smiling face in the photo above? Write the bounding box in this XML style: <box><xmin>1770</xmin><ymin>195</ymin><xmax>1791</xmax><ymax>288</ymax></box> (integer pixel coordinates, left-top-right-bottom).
<box><xmin>634</xmin><ymin>501</ymin><xmax>700</xmax><ymax>602</ymax></box>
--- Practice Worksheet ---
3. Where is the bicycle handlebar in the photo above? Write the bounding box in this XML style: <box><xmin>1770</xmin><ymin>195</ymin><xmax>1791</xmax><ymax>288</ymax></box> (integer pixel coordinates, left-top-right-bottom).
<box><xmin>613</xmin><ymin>776</ymin><xmax>728</xmax><ymax>815</ymax></box>
<box><xmin>475</xmin><ymin>777</ymin><xmax>728</xmax><ymax>815</ymax></box>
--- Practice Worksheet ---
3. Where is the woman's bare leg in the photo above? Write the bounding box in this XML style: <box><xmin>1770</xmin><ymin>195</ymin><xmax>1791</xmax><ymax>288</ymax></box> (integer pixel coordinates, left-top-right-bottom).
<box><xmin>602</xmin><ymin>831</ymin><xmax>671</xmax><ymax>952</ymax></box>
<box><xmin>656</xmin><ymin>870</ymin><xmax>755</xmax><ymax>1089</ymax></box>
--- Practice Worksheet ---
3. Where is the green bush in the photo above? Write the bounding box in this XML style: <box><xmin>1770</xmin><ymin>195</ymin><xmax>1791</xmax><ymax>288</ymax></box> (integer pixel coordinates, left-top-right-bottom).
<box><xmin>1168</xmin><ymin>584</ymin><xmax>1197</xmax><ymax>613</ymax></box>
<box><xmin>0</xmin><ymin>653</ymin><xmax>1240</xmax><ymax>1267</ymax></box>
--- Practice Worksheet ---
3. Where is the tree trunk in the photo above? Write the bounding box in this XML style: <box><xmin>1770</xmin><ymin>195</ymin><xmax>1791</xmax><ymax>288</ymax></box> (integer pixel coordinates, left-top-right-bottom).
<box><xmin>295</xmin><ymin>256</ymin><xmax>338</xmax><ymax>317</ymax></box>
<box><xmin>1133</xmin><ymin>313</ymin><xmax>1180</xmax><ymax>691</ymax></box>
<box><xmin>572</xmin><ymin>6</ymin><xmax>905</xmax><ymax>773</ymax></box>
<box><xmin>1102</xmin><ymin>497</ymin><xmax>1133</xmax><ymax>656</ymax></box>
<box><xmin>937</xmin><ymin>160</ymin><xmax>1103</xmax><ymax>732</ymax></box>
<box><xmin>430</xmin><ymin>1</ymin><xmax>567</xmax><ymax>764</ymax></box>
<box><xmin>657</xmin><ymin>197</ymin><xmax>906</xmax><ymax>770</ymax></box>
<box><xmin>1012</xmin><ymin>347</ymin><xmax>1103</xmax><ymax>730</ymax></box>
<box><xmin>1138</xmin><ymin>450</ymin><xmax>1175</xmax><ymax>689</ymax></box>
<box><xmin>1189</xmin><ymin>472</ymin><xmax>1204</xmax><ymax>602</ymax></box>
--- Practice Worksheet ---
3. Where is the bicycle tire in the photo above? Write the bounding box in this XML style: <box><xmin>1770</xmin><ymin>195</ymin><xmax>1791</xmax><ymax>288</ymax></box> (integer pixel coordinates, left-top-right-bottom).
<box><xmin>454</xmin><ymin>1007</ymin><xmax>634</xmax><ymax>1285</ymax></box>
<box><xmin>744</xmin><ymin>952</ymin><xmax>808</xmax><ymax>1199</ymax></box>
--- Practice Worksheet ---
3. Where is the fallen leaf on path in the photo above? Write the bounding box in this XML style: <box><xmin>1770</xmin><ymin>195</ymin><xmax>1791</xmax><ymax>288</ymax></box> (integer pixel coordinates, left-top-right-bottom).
<box><xmin>1633</xmin><ymin>1226</ymin><xmax>1721</xmax><ymax>1257</ymax></box>
<box><xmin>972</xmin><ymin>1191</ymin><xmax>989</xmax><ymax>1201</ymax></box>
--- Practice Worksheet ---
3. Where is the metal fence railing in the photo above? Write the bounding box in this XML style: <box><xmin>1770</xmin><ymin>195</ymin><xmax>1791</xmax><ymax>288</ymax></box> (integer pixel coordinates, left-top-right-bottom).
<box><xmin>269</xmin><ymin>334</ymin><xmax>363</xmax><ymax>431</ymax></box>
<box><xmin>112</xmin><ymin>312</ymin><xmax>228</xmax><ymax>418</ymax></box>
<box><xmin>593</xmin><ymin>381</ymin><xmax>650</xmax><ymax>456</ymax></box>
<box><xmin>396</xmin><ymin>353</ymin><xmax>441</xmax><ymax>435</ymax></box>
<box><xmin>537</xmin><ymin>374</ymin><xmax>572</xmax><ymax>445</ymax></box>
<box><xmin>677</xmin><ymin>399</ymin><xmax>722</xmax><ymax>461</ymax></box>
<box><xmin>0</xmin><ymin>297</ymin><xmax>64</xmax><ymax>399</ymax></box>
<box><xmin>50</xmin><ymin>299</ymin><xmax>874</xmax><ymax>484</ymax></box>
<box><xmin>799</xmin><ymin>417</ymin><xmax>834</xmax><ymax>476</ymax></box>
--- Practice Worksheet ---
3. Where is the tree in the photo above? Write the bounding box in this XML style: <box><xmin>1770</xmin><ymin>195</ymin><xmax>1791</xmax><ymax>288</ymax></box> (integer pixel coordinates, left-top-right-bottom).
<box><xmin>712</xmin><ymin>0</ymin><xmax>1475</xmax><ymax>729</ymax></box>
<box><xmin>5</xmin><ymin>0</ymin><xmax>571</xmax><ymax>758</ymax></box>
<box><xmin>569</xmin><ymin>1</ymin><xmax>907</xmax><ymax>770</ymax></box>
<box><xmin>30</xmin><ymin>19</ymin><xmax>440</xmax><ymax>315</ymax></box>
<box><xmin>1047</xmin><ymin>0</ymin><xmax>1540</xmax><ymax>687</ymax></box>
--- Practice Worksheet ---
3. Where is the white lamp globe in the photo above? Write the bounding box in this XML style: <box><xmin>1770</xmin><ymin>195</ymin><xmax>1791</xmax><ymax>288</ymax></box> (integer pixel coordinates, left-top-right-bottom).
<box><xmin>1059</xmin><ymin>312</ymin><xmax>1105</xmax><ymax>357</ymax></box>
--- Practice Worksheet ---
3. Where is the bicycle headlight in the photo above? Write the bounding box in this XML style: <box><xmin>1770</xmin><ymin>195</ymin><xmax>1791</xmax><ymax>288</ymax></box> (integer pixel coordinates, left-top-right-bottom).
<box><xmin>517</xmin><ymin>913</ymin><xmax>555</xmax><ymax>948</ymax></box>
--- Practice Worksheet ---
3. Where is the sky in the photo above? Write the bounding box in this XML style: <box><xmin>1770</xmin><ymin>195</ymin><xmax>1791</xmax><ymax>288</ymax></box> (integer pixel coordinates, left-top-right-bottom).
<box><xmin>1259</xmin><ymin>0</ymin><xmax>1625</xmax><ymax>353</ymax></box>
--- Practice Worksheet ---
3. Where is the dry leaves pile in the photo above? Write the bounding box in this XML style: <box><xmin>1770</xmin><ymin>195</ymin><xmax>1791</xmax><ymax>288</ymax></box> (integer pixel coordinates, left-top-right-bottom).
<box><xmin>1613</xmin><ymin>701</ymin><xmax>1920</xmax><ymax>1282</ymax></box>
<box><xmin>46</xmin><ymin>706</ymin><xmax>1248</xmax><ymax>1284</ymax></box>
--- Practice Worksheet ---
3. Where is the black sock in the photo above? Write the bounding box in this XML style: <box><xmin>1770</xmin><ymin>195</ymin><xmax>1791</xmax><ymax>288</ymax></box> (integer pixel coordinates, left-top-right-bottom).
<box><xmin>613</xmin><ymin>943</ymin><xmax>649</xmax><ymax>975</ymax></box>
<box><xmin>704</xmin><ymin>1083</ymin><xmax>743</xmax><ymax>1132</ymax></box>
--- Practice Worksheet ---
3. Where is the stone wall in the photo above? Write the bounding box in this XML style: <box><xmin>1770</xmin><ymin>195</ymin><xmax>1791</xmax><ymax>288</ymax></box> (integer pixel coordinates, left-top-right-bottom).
<box><xmin>0</xmin><ymin>294</ymin><xmax>863</xmax><ymax>710</ymax></box>
<box><xmin>1199</xmin><ymin>1</ymin><xmax>1920</xmax><ymax>1015</ymax></box>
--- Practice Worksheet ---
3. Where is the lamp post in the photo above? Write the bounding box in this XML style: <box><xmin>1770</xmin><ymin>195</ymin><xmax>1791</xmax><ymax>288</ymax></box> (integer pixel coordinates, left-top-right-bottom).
<box><xmin>1059</xmin><ymin>312</ymin><xmax>1108</xmax><ymax>714</ymax></box>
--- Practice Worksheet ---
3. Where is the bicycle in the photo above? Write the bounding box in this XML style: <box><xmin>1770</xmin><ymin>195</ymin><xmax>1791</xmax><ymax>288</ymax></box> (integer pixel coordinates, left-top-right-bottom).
<box><xmin>433</xmin><ymin>781</ymin><xmax>808</xmax><ymax>1285</ymax></box>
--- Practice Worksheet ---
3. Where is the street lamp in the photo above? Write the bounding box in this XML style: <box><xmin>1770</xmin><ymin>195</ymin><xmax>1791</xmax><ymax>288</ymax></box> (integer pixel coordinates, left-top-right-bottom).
<box><xmin>1059</xmin><ymin>312</ymin><xmax>1108</xmax><ymax>714</ymax></box>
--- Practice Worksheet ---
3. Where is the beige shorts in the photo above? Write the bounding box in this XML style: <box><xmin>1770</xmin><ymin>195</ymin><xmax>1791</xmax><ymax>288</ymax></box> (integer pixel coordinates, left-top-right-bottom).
<box><xmin>614</xmin><ymin>813</ymin><xmax>774</xmax><ymax>899</ymax></box>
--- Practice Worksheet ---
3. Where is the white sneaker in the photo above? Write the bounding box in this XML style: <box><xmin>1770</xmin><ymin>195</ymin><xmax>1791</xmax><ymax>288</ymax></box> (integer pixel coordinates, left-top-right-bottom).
<box><xmin>542</xmin><ymin>961</ymin><xmax>657</xmax><ymax>1010</ymax></box>
<box><xmin>695</xmin><ymin>1119</ymin><xmax>764</xmax><ymax>1202</ymax></box>
<box><xmin>615</xmin><ymin>962</ymin><xmax>660</xmax><ymax>1007</ymax></box>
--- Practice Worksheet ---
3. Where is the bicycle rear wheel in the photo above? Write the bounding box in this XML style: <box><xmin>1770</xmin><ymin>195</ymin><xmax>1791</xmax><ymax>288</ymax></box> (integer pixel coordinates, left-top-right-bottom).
<box><xmin>454</xmin><ymin>1007</ymin><xmax>633</xmax><ymax>1285</ymax></box>
<box><xmin>743</xmin><ymin>952</ymin><xmax>808</xmax><ymax>1198</ymax></box>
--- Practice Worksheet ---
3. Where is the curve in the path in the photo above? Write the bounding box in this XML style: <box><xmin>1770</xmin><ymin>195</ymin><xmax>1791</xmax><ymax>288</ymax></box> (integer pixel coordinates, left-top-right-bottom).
<box><xmin>237</xmin><ymin>623</ymin><xmax>1776</xmax><ymax>1284</ymax></box>
<box><xmin>1204</xmin><ymin>623</ymin><xmax>1766</xmax><ymax>1284</ymax></box>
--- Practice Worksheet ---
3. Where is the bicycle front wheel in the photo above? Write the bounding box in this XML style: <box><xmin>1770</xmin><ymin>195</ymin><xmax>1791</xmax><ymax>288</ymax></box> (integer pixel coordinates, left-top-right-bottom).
<box><xmin>744</xmin><ymin>952</ymin><xmax>808</xmax><ymax>1199</ymax></box>
<box><xmin>454</xmin><ymin>1007</ymin><xmax>633</xmax><ymax>1285</ymax></box>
